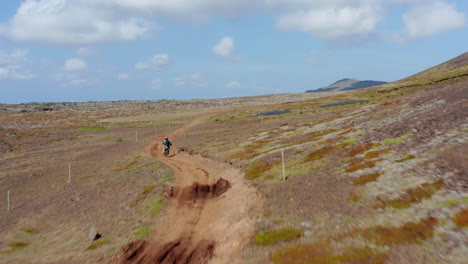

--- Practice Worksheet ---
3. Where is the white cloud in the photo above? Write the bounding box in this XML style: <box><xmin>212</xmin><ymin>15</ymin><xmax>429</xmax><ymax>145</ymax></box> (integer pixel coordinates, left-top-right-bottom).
<box><xmin>117</xmin><ymin>73</ymin><xmax>129</xmax><ymax>80</ymax></box>
<box><xmin>0</xmin><ymin>0</ymin><xmax>464</xmax><ymax>45</ymax></box>
<box><xmin>225</xmin><ymin>81</ymin><xmax>241</xmax><ymax>89</ymax></box>
<box><xmin>53</xmin><ymin>72</ymin><xmax>90</xmax><ymax>87</ymax></box>
<box><xmin>213</xmin><ymin>37</ymin><xmax>235</xmax><ymax>57</ymax></box>
<box><xmin>277</xmin><ymin>5</ymin><xmax>381</xmax><ymax>40</ymax></box>
<box><xmin>174</xmin><ymin>77</ymin><xmax>186</xmax><ymax>87</ymax></box>
<box><xmin>64</xmin><ymin>58</ymin><xmax>87</xmax><ymax>71</ymax></box>
<box><xmin>402</xmin><ymin>0</ymin><xmax>466</xmax><ymax>41</ymax></box>
<box><xmin>173</xmin><ymin>72</ymin><xmax>205</xmax><ymax>87</ymax></box>
<box><xmin>0</xmin><ymin>0</ymin><xmax>151</xmax><ymax>45</ymax></box>
<box><xmin>0</xmin><ymin>49</ymin><xmax>35</xmax><ymax>80</ymax></box>
<box><xmin>135</xmin><ymin>54</ymin><xmax>170</xmax><ymax>71</ymax></box>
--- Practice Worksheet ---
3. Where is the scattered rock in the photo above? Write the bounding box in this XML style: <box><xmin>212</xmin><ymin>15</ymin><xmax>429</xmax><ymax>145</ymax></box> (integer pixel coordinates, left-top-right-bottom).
<box><xmin>300</xmin><ymin>222</ymin><xmax>312</xmax><ymax>229</ymax></box>
<box><xmin>88</xmin><ymin>227</ymin><xmax>102</xmax><ymax>241</ymax></box>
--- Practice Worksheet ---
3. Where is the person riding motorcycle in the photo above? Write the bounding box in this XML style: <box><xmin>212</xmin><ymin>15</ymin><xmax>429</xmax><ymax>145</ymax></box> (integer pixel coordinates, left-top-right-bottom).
<box><xmin>162</xmin><ymin>136</ymin><xmax>172</xmax><ymax>155</ymax></box>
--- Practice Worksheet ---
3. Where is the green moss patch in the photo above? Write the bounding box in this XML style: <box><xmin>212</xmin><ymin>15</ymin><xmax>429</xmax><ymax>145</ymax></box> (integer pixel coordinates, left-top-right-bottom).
<box><xmin>1</xmin><ymin>242</ymin><xmax>30</xmax><ymax>254</ymax></box>
<box><xmin>395</xmin><ymin>155</ymin><xmax>416</xmax><ymax>162</ymax></box>
<box><xmin>253</xmin><ymin>227</ymin><xmax>303</xmax><ymax>246</ymax></box>
<box><xmin>383</xmin><ymin>133</ymin><xmax>413</xmax><ymax>145</ymax></box>
<box><xmin>76</xmin><ymin>126</ymin><xmax>107</xmax><ymax>131</ymax></box>
<box><xmin>20</xmin><ymin>228</ymin><xmax>40</xmax><ymax>234</ymax></box>
<box><xmin>134</xmin><ymin>226</ymin><xmax>151</xmax><ymax>239</ymax></box>
<box><xmin>86</xmin><ymin>238</ymin><xmax>111</xmax><ymax>250</ymax></box>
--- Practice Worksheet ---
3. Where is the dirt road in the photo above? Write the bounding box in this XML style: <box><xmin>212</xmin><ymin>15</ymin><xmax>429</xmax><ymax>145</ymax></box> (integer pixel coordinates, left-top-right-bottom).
<box><xmin>119</xmin><ymin>114</ymin><xmax>263</xmax><ymax>263</ymax></box>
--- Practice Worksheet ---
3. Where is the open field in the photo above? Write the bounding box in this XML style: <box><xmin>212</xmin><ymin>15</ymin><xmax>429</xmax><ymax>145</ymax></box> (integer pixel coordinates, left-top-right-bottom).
<box><xmin>1</xmin><ymin>53</ymin><xmax>467</xmax><ymax>263</ymax></box>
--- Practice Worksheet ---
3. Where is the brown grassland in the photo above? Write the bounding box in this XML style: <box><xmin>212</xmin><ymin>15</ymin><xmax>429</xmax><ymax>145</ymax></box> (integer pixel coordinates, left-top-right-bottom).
<box><xmin>0</xmin><ymin>53</ymin><xmax>467</xmax><ymax>263</ymax></box>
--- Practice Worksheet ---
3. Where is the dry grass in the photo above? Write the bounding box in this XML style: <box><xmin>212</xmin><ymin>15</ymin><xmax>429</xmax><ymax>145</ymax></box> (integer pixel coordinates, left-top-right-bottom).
<box><xmin>305</xmin><ymin>146</ymin><xmax>337</xmax><ymax>161</ymax></box>
<box><xmin>364</xmin><ymin>149</ymin><xmax>391</xmax><ymax>159</ymax></box>
<box><xmin>129</xmin><ymin>184</ymin><xmax>156</xmax><ymax>208</ymax></box>
<box><xmin>352</xmin><ymin>172</ymin><xmax>382</xmax><ymax>185</ymax></box>
<box><xmin>271</xmin><ymin>243</ymin><xmax>387</xmax><ymax>264</ymax></box>
<box><xmin>452</xmin><ymin>208</ymin><xmax>468</xmax><ymax>227</ymax></box>
<box><xmin>245</xmin><ymin>160</ymin><xmax>280</xmax><ymax>180</ymax></box>
<box><xmin>345</xmin><ymin>159</ymin><xmax>383</xmax><ymax>173</ymax></box>
<box><xmin>358</xmin><ymin>217</ymin><xmax>438</xmax><ymax>245</ymax></box>
<box><xmin>345</xmin><ymin>143</ymin><xmax>374</xmax><ymax>157</ymax></box>
<box><xmin>373</xmin><ymin>180</ymin><xmax>444</xmax><ymax>209</ymax></box>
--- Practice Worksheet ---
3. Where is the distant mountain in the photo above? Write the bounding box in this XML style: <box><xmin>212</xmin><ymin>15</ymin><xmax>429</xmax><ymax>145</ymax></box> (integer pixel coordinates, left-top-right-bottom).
<box><xmin>306</xmin><ymin>78</ymin><xmax>387</xmax><ymax>92</ymax></box>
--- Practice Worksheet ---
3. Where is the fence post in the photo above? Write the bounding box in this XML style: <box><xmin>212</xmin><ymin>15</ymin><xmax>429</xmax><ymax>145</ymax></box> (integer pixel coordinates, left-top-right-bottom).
<box><xmin>68</xmin><ymin>163</ymin><xmax>71</xmax><ymax>183</ymax></box>
<box><xmin>7</xmin><ymin>190</ymin><xmax>10</xmax><ymax>211</ymax></box>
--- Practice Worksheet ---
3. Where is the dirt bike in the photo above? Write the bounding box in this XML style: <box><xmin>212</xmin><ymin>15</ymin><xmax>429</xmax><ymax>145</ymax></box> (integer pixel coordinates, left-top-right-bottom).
<box><xmin>163</xmin><ymin>145</ymin><xmax>170</xmax><ymax>157</ymax></box>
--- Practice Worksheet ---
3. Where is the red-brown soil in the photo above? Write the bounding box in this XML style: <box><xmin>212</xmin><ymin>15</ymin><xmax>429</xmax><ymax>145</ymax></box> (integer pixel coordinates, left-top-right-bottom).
<box><xmin>113</xmin><ymin>114</ymin><xmax>262</xmax><ymax>264</ymax></box>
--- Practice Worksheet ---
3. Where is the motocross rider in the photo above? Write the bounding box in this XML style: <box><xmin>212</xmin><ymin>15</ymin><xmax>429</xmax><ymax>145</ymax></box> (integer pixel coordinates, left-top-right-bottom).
<box><xmin>162</xmin><ymin>136</ymin><xmax>172</xmax><ymax>153</ymax></box>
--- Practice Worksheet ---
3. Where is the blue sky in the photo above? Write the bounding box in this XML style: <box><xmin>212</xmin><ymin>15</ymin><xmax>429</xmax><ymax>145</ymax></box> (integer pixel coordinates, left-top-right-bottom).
<box><xmin>0</xmin><ymin>0</ymin><xmax>467</xmax><ymax>103</ymax></box>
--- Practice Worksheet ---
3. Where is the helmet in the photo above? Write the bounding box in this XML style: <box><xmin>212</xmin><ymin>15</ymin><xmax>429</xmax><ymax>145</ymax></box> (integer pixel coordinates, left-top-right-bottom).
<box><xmin>165</xmin><ymin>137</ymin><xmax>168</xmax><ymax>139</ymax></box>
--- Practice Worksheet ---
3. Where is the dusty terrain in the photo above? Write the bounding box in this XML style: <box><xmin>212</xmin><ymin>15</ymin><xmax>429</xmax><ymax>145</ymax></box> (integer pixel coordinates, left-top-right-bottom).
<box><xmin>0</xmin><ymin>53</ymin><xmax>467</xmax><ymax>263</ymax></box>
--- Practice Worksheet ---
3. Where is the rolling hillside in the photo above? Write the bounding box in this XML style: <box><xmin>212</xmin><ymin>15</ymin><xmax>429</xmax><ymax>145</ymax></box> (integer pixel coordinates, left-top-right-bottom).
<box><xmin>307</xmin><ymin>78</ymin><xmax>388</xmax><ymax>92</ymax></box>
<box><xmin>0</xmin><ymin>53</ymin><xmax>467</xmax><ymax>264</ymax></box>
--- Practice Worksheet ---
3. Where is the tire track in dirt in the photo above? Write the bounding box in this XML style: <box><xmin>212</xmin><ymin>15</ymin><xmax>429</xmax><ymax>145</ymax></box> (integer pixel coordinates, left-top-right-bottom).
<box><xmin>118</xmin><ymin>114</ymin><xmax>263</xmax><ymax>264</ymax></box>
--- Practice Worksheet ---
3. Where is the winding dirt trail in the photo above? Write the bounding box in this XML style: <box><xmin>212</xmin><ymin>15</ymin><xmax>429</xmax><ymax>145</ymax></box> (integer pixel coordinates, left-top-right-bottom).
<box><xmin>120</xmin><ymin>114</ymin><xmax>263</xmax><ymax>264</ymax></box>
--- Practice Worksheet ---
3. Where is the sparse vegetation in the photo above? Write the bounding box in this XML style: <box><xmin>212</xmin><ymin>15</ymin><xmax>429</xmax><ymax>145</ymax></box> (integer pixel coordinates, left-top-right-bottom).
<box><xmin>373</xmin><ymin>180</ymin><xmax>444</xmax><ymax>209</ymax></box>
<box><xmin>20</xmin><ymin>228</ymin><xmax>40</xmax><ymax>234</ymax></box>
<box><xmin>253</xmin><ymin>227</ymin><xmax>303</xmax><ymax>246</ymax></box>
<box><xmin>358</xmin><ymin>217</ymin><xmax>438</xmax><ymax>245</ymax></box>
<box><xmin>86</xmin><ymin>238</ymin><xmax>111</xmax><ymax>250</ymax></box>
<box><xmin>245</xmin><ymin>160</ymin><xmax>280</xmax><ymax>180</ymax></box>
<box><xmin>76</xmin><ymin>126</ymin><xmax>107</xmax><ymax>131</ymax></box>
<box><xmin>383</xmin><ymin>133</ymin><xmax>413</xmax><ymax>145</ymax></box>
<box><xmin>130</xmin><ymin>184</ymin><xmax>156</xmax><ymax>208</ymax></box>
<box><xmin>1</xmin><ymin>242</ymin><xmax>30</xmax><ymax>254</ymax></box>
<box><xmin>271</xmin><ymin>243</ymin><xmax>388</xmax><ymax>264</ymax></box>
<box><xmin>352</xmin><ymin>172</ymin><xmax>381</xmax><ymax>185</ymax></box>
<box><xmin>134</xmin><ymin>226</ymin><xmax>151</xmax><ymax>239</ymax></box>
<box><xmin>452</xmin><ymin>208</ymin><xmax>468</xmax><ymax>227</ymax></box>
<box><xmin>364</xmin><ymin>149</ymin><xmax>391</xmax><ymax>159</ymax></box>
<box><xmin>395</xmin><ymin>155</ymin><xmax>416</xmax><ymax>162</ymax></box>
<box><xmin>345</xmin><ymin>159</ymin><xmax>383</xmax><ymax>173</ymax></box>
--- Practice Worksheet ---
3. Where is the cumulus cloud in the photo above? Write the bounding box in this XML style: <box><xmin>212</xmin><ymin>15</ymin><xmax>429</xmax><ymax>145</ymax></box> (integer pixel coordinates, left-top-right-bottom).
<box><xmin>225</xmin><ymin>81</ymin><xmax>241</xmax><ymax>89</ymax></box>
<box><xmin>64</xmin><ymin>58</ymin><xmax>87</xmax><ymax>71</ymax></box>
<box><xmin>402</xmin><ymin>0</ymin><xmax>466</xmax><ymax>41</ymax></box>
<box><xmin>173</xmin><ymin>72</ymin><xmax>205</xmax><ymax>87</ymax></box>
<box><xmin>213</xmin><ymin>37</ymin><xmax>235</xmax><ymax>57</ymax></box>
<box><xmin>0</xmin><ymin>0</ymin><xmax>465</xmax><ymax>45</ymax></box>
<box><xmin>277</xmin><ymin>5</ymin><xmax>381</xmax><ymax>40</ymax></box>
<box><xmin>53</xmin><ymin>72</ymin><xmax>90</xmax><ymax>87</ymax></box>
<box><xmin>0</xmin><ymin>49</ymin><xmax>35</xmax><ymax>80</ymax></box>
<box><xmin>0</xmin><ymin>0</ymin><xmax>151</xmax><ymax>45</ymax></box>
<box><xmin>135</xmin><ymin>54</ymin><xmax>170</xmax><ymax>71</ymax></box>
